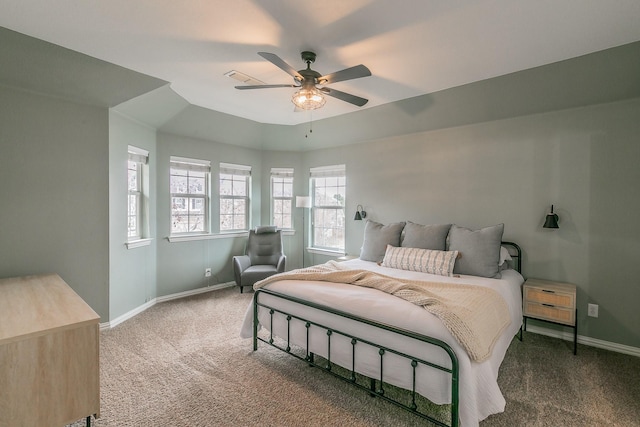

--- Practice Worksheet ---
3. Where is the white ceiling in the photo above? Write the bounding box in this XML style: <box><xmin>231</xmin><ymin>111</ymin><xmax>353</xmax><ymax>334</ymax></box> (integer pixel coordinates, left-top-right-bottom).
<box><xmin>1</xmin><ymin>0</ymin><xmax>640</xmax><ymax>126</ymax></box>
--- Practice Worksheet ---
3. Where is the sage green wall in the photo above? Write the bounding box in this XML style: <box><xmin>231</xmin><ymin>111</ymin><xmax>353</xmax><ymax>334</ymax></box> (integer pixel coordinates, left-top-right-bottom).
<box><xmin>260</xmin><ymin>150</ymin><xmax>304</xmax><ymax>268</ymax></box>
<box><xmin>0</xmin><ymin>85</ymin><xmax>110</xmax><ymax>320</ymax></box>
<box><xmin>108</xmin><ymin>111</ymin><xmax>158</xmax><ymax>320</ymax></box>
<box><xmin>155</xmin><ymin>132</ymin><xmax>263</xmax><ymax>296</ymax></box>
<box><xmin>300</xmin><ymin>98</ymin><xmax>640</xmax><ymax>349</ymax></box>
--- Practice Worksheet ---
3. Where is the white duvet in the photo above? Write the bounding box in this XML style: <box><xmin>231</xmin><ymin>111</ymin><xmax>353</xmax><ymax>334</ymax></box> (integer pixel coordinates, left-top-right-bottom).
<box><xmin>240</xmin><ymin>259</ymin><xmax>523</xmax><ymax>427</ymax></box>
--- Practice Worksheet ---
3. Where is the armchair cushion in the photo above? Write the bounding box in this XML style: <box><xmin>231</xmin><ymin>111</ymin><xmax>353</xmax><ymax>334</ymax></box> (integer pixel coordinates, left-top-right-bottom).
<box><xmin>233</xmin><ymin>229</ymin><xmax>286</xmax><ymax>291</ymax></box>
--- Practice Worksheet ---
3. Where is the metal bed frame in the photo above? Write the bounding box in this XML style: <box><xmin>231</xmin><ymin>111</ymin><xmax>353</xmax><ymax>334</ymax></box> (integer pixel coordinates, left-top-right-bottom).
<box><xmin>252</xmin><ymin>242</ymin><xmax>522</xmax><ymax>427</ymax></box>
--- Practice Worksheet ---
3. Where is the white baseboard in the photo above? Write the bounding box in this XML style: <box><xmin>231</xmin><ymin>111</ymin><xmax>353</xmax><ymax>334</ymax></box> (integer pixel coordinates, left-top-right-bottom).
<box><xmin>525</xmin><ymin>324</ymin><xmax>640</xmax><ymax>358</ymax></box>
<box><xmin>100</xmin><ymin>282</ymin><xmax>235</xmax><ymax>330</ymax></box>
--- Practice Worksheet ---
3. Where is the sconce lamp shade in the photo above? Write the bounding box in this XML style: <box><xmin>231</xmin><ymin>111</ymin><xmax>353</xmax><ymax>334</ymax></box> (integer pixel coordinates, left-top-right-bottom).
<box><xmin>295</xmin><ymin>196</ymin><xmax>311</xmax><ymax>208</ymax></box>
<box><xmin>354</xmin><ymin>204</ymin><xmax>367</xmax><ymax>221</ymax></box>
<box><xmin>543</xmin><ymin>204</ymin><xmax>559</xmax><ymax>229</ymax></box>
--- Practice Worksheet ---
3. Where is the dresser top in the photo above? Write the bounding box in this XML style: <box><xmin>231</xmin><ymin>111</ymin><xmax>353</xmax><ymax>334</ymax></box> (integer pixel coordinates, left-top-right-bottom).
<box><xmin>0</xmin><ymin>274</ymin><xmax>99</xmax><ymax>344</ymax></box>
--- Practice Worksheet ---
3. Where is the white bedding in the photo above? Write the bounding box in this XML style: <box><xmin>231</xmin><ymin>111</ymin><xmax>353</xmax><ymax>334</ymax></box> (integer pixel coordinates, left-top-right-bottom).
<box><xmin>240</xmin><ymin>259</ymin><xmax>523</xmax><ymax>427</ymax></box>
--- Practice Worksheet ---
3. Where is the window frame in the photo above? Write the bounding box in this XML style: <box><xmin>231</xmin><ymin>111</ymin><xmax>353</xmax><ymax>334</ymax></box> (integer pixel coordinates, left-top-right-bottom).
<box><xmin>127</xmin><ymin>146</ymin><xmax>148</xmax><ymax>242</ymax></box>
<box><xmin>169</xmin><ymin>156</ymin><xmax>211</xmax><ymax>235</ymax></box>
<box><xmin>310</xmin><ymin>164</ymin><xmax>346</xmax><ymax>253</ymax></box>
<box><xmin>219</xmin><ymin>162</ymin><xmax>251</xmax><ymax>232</ymax></box>
<box><xmin>270</xmin><ymin>168</ymin><xmax>294</xmax><ymax>230</ymax></box>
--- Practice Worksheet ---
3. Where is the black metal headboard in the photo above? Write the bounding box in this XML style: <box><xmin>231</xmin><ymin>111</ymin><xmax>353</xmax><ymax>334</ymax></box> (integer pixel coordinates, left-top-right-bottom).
<box><xmin>501</xmin><ymin>241</ymin><xmax>522</xmax><ymax>274</ymax></box>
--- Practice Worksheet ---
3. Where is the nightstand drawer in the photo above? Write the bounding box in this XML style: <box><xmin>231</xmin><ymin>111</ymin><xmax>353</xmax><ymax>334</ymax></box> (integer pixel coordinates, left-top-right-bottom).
<box><xmin>524</xmin><ymin>287</ymin><xmax>574</xmax><ymax>309</ymax></box>
<box><xmin>524</xmin><ymin>301</ymin><xmax>575</xmax><ymax>326</ymax></box>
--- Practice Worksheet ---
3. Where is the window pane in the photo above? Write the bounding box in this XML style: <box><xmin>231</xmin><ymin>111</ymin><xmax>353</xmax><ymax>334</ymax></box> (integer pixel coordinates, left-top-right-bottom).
<box><xmin>189</xmin><ymin>176</ymin><xmax>206</xmax><ymax>195</ymax></box>
<box><xmin>233</xmin><ymin>176</ymin><xmax>247</xmax><ymax>196</ymax></box>
<box><xmin>170</xmin><ymin>175</ymin><xmax>187</xmax><ymax>193</ymax></box>
<box><xmin>281</xmin><ymin>214</ymin><xmax>291</xmax><ymax>229</ymax></box>
<box><xmin>233</xmin><ymin>199</ymin><xmax>245</xmax><ymax>215</ymax></box>
<box><xmin>220</xmin><ymin>214</ymin><xmax>233</xmax><ymax>231</ymax></box>
<box><xmin>233</xmin><ymin>215</ymin><xmax>245</xmax><ymax>230</ymax></box>
<box><xmin>273</xmin><ymin>199</ymin><xmax>283</xmax><ymax>214</ymax></box>
<box><xmin>172</xmin><ymin>197</ymin><xmax>186</xmax><ymax>211</ymax></box>
<box><xmin>283</xmin><ymin>181</ymin><xmax>293</xmax><ymax>197</ymax></box>
<box><xmin>172</xmin><ymin>214</ymin><xmax>188</xmax><ymax>233</ymax></box>
<box><xmin>189</xmin><ymin>214</ymin><xmax>205</xmax><ymax>232</ymax></box>
<box><xmin>128</xmin><ymin>166</ymin><xmax>138</xmax><ymax>191</ymax></box>
<box><xmin>220</xmin><ymin>198</ymin><xmax>233</xmax><ymax>215</ymax></box>
<box><xmin>128</xmin><ymin>216</ymin><xmax>137</xmax><ymax>237</ymax></box>
<box><xmin>273</xmin><ymin>180</ymin><xmax>283</xmax><ymax>197</ymax></box>
<box><xmin>129</xmin><ymin>195</ymin><xmax>137</xmax><ymax>216</ymax></box>
<box><xmin>219</xmin><ymin>177</ymin><xmax>232</xmax><ymax>195</ymax></box>
<box><xmin>190</xmin><ymin>197</ymin><xmax>205</xmax><ymax>214</ymax></box>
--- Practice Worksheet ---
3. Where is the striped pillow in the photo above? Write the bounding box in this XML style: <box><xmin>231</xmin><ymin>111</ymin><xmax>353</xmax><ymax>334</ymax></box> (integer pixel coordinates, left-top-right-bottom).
<box><xmin>381</xmin><ymin>245</ymin><xmax>458</xmax><ymax>277</ymax></box>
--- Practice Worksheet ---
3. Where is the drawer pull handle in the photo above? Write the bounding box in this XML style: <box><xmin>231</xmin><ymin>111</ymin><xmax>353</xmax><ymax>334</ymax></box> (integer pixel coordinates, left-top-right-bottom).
<box><xmin>542</xmin><ymin>290</ymin><xmax>555</xmax><ymax>293</ymax></box>
<box><xmin>542</xmin><ymin>303</ymin><xmax>555</xmax><ymax>307</ymax></box>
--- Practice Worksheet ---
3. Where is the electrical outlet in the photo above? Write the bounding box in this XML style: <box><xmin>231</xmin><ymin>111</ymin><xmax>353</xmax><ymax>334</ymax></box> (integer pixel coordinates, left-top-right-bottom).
<box><xmin>588</xmin><ymin>303</ymin><xmax>599</xmax><ymax>318</ymax></box>
<box><xmin>205</xmin><ymin>268</ymin><xmax>212</xmax><ymax>277</ymax></box>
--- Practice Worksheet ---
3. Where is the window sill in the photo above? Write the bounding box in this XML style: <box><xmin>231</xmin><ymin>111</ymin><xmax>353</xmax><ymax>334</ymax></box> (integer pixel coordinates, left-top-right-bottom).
<box><xmin>168</xmin><ymin>232</ymin><xmax>247</xmax><ymax>243</ymax></box>
<box><xmin>167</xmin><ymin>229</ymin><xmax>295</xmax><ymax>243</ymax></box>
<box><xmin>307</xmin><ymin>247</ymin><xmax>346</xmax><ymax>257</ymax></box>
<box><xmin>126</xmin><ymin>238</ymin><xmax>153</xmax><ymax>249</ymax></box>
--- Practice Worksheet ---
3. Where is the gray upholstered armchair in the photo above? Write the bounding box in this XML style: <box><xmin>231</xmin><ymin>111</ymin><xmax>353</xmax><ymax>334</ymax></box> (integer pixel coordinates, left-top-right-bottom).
<box><xmin>233</xmin><ymin>227</ymin><xmax>286</xmax><ymax>293</ymax></box>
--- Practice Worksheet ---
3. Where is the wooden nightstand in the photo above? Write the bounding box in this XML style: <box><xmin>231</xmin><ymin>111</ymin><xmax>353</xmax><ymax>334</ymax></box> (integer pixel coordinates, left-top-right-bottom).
<box><xmin>522</xmin><ymin>278</ymin><xmax>578</xmax><ymax>355</ymax></box>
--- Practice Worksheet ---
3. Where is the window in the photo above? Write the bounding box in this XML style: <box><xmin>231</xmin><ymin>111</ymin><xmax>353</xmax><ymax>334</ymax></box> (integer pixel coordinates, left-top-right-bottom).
<box><xmin>310</xmin><ymin>165</ymin><xmax>346</xmax><ymax>252</ymax></box>
<box><xmin>271</xmin><ymin>168</ymin><xmax>294</xmax><ymax>229</ymax></box>
<box><xmin>220</xmin><ymin>163</ymin><xmax>251</xmax><ymax>231</ymax></box>
<box><xmin>127</xmin><ymin>147</ymin><xmax>148</xmax><ymax>240</ymax></box>
<box><xmin>170</xmin><ymin>156</ymin><xmax>210</xmax><ymax>234</ymax></box>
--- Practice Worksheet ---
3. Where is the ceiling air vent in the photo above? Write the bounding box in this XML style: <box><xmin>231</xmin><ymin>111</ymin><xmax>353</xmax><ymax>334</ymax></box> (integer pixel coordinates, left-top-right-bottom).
<box><xmin>224</xmin><ymin>70</ymin><xmax>265</xmax><ymax>86</ymax></box>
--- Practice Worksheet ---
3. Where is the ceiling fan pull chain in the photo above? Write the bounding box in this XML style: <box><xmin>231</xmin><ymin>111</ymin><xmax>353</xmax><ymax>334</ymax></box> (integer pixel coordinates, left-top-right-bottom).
<box><xmin>306</xmin><ymin>111</ymin><xmax>313</xmax><ymax>138</ymax></box>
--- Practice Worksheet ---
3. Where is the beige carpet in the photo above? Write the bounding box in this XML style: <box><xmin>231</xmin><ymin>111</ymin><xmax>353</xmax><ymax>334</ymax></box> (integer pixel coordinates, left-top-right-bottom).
<box><xmin>68</xmin><ymin>286</ymin><xmax>640</xmax><ymax>427</ymax></box>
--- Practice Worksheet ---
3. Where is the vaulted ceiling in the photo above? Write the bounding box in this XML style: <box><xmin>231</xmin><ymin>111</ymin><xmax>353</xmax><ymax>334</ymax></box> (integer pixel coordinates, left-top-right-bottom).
<box><xmin>2</xmin><ymin>0</ymin><xmax>640</xmax><ymax>126</ymax></box>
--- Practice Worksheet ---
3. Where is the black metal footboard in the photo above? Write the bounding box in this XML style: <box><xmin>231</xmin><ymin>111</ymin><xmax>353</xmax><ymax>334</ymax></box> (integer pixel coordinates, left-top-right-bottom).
<box><xmin>252</xmin><ymin>288</ymin><xmax>460</xmax><ymax>427</ymax></box>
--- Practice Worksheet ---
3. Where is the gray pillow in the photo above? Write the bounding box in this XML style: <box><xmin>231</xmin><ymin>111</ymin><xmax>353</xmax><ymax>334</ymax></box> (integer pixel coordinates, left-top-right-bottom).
<box><xmin>448</xmin><ymin>224</ymin><xmax>504</xmax><ymax>278</ymax></box>
<box><xmin>401</xmin><ymin>222</ymin><xmax>451</xmax><ymax>250</ymax></box>
<box><xmin>360</xmin><ymin>221</ymin><xmax>406</xmax><ymax>262</ymax></box>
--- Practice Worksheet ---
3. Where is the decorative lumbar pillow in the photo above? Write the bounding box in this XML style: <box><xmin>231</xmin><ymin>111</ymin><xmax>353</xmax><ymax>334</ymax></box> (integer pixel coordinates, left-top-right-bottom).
<box><xmin>448</xmin><ymin>223</ymin><xmax>504</xmax><ymax>278</ymax></box>
<box><xmin>255</xmin><ymin>225</ymin><xmax>277</xmax><ymax>234</ymax></box>
<box><xmin>359</xmin><ymin>220</ymin><xmax>406</xmax><ymax>263</ymax></box>
<box><xmin>382</xmin><ymin>245</ymin><xmax>458</xmax><ymax>277</ymax></box>
<box><xmin>401</xmin><ymin>222</ymin><xmax>451</xmax><ymax>250</ymax></box>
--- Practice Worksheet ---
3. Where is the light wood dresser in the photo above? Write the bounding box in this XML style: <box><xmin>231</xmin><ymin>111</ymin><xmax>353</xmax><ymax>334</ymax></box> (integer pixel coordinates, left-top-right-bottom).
<box><xmin>0</xmin><ymin>274</ymin><xmax>100</xmax><ymax>426</ymax></box>
<box><xmin>522</xmin><ymin>277</ymin><xmax>577</xmax><ymax>354</ymax></box>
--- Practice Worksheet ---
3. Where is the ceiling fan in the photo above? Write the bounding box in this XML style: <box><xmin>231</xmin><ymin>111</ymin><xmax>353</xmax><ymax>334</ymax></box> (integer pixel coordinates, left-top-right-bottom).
<box><xmin>235</xmin><ymin>51</ymin><xmax>371</xmax><ymax>110</ymax></box>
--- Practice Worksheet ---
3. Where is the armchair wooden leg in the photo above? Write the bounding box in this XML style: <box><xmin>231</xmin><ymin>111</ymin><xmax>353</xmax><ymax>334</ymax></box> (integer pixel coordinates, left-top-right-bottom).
<box><xmin>240</xmin><ymin>285</ymin><xmax>243</xmax><ymax>293</ymax></box>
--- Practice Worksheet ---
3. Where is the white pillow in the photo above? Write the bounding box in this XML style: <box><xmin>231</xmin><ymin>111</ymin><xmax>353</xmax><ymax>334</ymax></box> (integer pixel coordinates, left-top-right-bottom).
<box><xmin>381</xmin><ymin>245</ymin><xmax>458</xmax><ymax>277</ymax></box>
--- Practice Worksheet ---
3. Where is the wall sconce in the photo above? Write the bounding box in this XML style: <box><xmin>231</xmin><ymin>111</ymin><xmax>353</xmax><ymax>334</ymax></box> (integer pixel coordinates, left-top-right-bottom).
<box><xmin>543</xmin><ymin>204</ymin><xmax>559</xmax><ymax>229</ymax></box>
<box><xmin>354</xmin><ymin>205</ymin><xmax>367</xmax><ymax>221</ymax></box>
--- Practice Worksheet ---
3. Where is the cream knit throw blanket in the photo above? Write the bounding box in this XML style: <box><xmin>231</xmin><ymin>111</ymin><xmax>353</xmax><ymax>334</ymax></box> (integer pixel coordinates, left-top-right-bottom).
<box><xmin>254</xmin><ymin>261</ymin><xmax>510</xmax><ymax>362</ymax></box>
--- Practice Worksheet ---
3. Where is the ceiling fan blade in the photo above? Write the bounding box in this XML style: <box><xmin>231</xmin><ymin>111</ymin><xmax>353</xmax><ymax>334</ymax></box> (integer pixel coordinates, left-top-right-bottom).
<box><xmin>258</xmin><ymin>52</ymin><xmax>304</xmax><ymax>82</ymax></box>
<box><xmin>320</xmin><ymin>87</ymin><xmax>368</xmax><ymax>107</ymax></box>
<box><xmin>318</xmin><ymin>64</ymin><xmax>371</xmax><ymax>85</ymax></box>
<box><xmin>235</xmin><ymin>84</ymin><xmax>297</xmax><ymax>90</ymax></box>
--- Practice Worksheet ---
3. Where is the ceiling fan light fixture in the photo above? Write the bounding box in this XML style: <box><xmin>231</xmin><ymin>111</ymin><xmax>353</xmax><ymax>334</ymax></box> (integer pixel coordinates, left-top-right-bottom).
<box><xmin>292</xmin><ymin>87</ymin><xmax>326</xmax><ymax>110</ymax></box>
